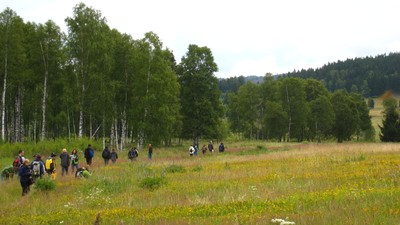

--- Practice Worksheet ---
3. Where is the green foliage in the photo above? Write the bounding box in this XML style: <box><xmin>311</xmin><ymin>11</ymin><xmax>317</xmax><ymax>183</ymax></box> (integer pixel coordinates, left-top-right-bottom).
<box><xmin>177</xmin><ymin>44</ymin><xmax>222</xmax><ymax>143</ymax></box>
<box><xmin>284</xmin><ymin>53</ymin><xmax>400</xmax><ymax>97</ymax></box>
<box><xmin>139</xmin><ymin>176</ymin><xmax>167</xmax><ymax>191</ymax></box>
<box><xmin>192</xmin><ymin>165</ymin><xmax>203</xmax><ymax>172</ymax></box>
<box><xmin>34</xmin><ymin>178</ymin><xmax>56</xmax><ymax>191</ymax></box>
<box><xmin>379</xmin><ymin>97</ymin><xmax>400</xmax><ymax>142</ymax></box>
<box><xmin>165</xmin><ymin>164</ymin><xmax>186</xmax><ymax>173</ymax></box>
<box><xmin>368</xmin><ymin>98</ymin><xmax>375</xmax><ymax>109</ymax></box>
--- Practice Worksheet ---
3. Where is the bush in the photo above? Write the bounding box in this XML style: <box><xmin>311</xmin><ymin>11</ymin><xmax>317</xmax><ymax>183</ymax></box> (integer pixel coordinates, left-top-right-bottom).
<box><xmin>165</xmin><ymin>164</ymin><xmax>186</xmax><ymax>173</ymax></box>
<box><xmin>34</xmin><ymin>178</ymin><xmax>56</xmax><ymax>191</ymax></box>
<box><xmin>139</xmin><ymin>176</ymin><xmax>166</xmax><ymax>191</ymax></box>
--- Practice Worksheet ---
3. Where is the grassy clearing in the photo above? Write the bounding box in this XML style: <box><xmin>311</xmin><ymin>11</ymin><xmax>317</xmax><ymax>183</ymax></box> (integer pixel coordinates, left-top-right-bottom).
<box><xmin>1</xmin><ymin>142</ymin><xmax>400</xmax><ymax>224</ymax></box>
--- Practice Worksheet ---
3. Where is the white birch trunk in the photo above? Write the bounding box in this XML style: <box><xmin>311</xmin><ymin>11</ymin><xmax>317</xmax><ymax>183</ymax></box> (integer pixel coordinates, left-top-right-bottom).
<box><xmin>78</xmin><ymin>82</ymin><xmax>85</xmax><ymax>138</ymax></box>
<box><xmin>2</xmin><ymin>43</ymin><xmax>7</xmax><ymax>141</ymax></box>
<box><xmin>40</xmin><ymin>41</ymin><xmax>48</xmax><ymax>141</ymax></box>
<box><xmin>121</xmin><ymin>111</ymin><xmax>126</xmax><ymax>151</ymax></box>
<box><xmin>115</xmin><ymin>119</ymin><xmax>119</xmax><ymax>151</ymax></box>
<box><xmin>110</xmin><ymin>121</ymin><xmax>114</xmax><ymax>148</ymax></box>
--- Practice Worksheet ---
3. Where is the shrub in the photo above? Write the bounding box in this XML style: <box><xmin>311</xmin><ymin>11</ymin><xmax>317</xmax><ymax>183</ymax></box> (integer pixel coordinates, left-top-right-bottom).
<box><xmin>192</xmin><ymin>165</ymin><xmax>203</xmax><ymax>172</ymax></box>
<box><xmin>165</xmin><ymin>164</ymin><xmax>186</xmax><ymax>173</ymax></box>
<box><xmin>139</xmin><ymin>176</ymin><xmax>166</xmax><ymax>191</ymax></box>
<box><xmin>34</xmin><ymin>178</ymin><xmax>56</xmax><ymax>191</ymax></box>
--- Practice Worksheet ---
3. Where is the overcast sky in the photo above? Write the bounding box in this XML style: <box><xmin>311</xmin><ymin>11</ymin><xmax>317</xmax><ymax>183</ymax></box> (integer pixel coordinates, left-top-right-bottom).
<box><xmin>2</xmin><ymin>0</ymin><xmax>400</xmax><ymax>78</ymax></box>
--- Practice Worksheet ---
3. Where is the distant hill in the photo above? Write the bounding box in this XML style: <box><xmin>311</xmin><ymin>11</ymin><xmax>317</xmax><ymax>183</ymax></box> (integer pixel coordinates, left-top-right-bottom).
<box><xmin>284</xmin><ymin>52</ymin><xmax>400</xmax><ymax>97</ymax></box>
<box><xmin>219</xmin><ymin>52</ymin><xmax>400</xmax><ymax>97</ymax></box>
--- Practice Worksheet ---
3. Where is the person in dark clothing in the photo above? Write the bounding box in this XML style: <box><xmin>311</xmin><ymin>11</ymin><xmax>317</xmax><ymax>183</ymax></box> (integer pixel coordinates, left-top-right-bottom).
<box><xmin>84</xmin><ymin>144</ymin><xmax>94</xmax><ymax>166</ymax></box>
<box><xmin>208</xmin><ymin>142</ymin><xmax>214</xmax><ymax>152</ymax></box>
<box><xmin>60</xmin><ymin>149</ymin><xmax>70</xmax><ymax>176</ymax></box>
<box><xmin>18</xmin><ymin>159</ymin><xmax>33</xmax><ymax>196</ymax></box>
<box><xmin>102</xmin><ymin>146</ymin><xmax>111</xmax><ymax>166</ymax></box>
<box><xmin>128</xmin><ymin>147</ymin><xmax>139</xmax><ymax>161</ymax></box>
<box><xmin>219</xmin><ymin>143</ymin><xmax>225</xmax><ymax>152</ymax></box>
<box><xmin>201</xmin><ymin>145</ymin><xmax>207</xmax><ymax>155</ymax></box>
<box><xmin>110</xmin><ymin>148</ymin><xmax>118</xmax><ymax>164</ymax></box>
<box><xmin>148</xmin><ymin>144</ymin><xmax>153</xmax><ymax>160</ymax></box>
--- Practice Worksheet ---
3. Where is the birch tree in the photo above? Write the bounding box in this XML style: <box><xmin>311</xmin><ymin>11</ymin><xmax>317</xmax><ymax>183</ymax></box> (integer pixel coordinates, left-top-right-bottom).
<box><xmin>65</xmin><ymin>3</ymin><xmax>110</xmax><ymax>138</ymax></box>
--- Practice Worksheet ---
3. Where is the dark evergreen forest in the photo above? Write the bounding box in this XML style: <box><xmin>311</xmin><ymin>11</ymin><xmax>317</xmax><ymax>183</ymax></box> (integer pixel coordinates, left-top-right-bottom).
<box><xmin>219</xmin><ymin>53</ymin><xmax>400</xmax><ymax>97</ymax></box>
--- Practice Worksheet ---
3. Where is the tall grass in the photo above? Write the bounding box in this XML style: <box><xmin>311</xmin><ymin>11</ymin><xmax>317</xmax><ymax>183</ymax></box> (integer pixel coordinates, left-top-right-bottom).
<box><xmin>1</xmin><ymin>142</ymin><xmax>400</xmax><ymax>224</ymax></box>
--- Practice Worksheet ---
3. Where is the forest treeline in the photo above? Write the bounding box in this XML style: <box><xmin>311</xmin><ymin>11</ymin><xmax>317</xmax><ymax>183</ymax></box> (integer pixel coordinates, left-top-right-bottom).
<box><xmin>219</xmin><ymin>53</ymin><xmax>400</xmax><ymax>97</ymax></box>
<box><xmin>0</xmin><ymin>3</ymin><xmax>386</xmax><ymax>147</ymax></box>
<box><xmin>0</xmin><ymin>3</ymin><xmax>224</xmax><ymax>148</ymax></box>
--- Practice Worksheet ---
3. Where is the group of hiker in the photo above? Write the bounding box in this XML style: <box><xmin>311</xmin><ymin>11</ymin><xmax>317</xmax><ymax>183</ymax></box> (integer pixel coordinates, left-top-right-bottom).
<box><xmin>3</xmin><ymin>141</ymin><xmax>223</xmax><ymax>196</ymax></box>
<box><xmin>189</xmin><ymin>141</ymin><xmax>225</xmax><ymax>156</ymax></box>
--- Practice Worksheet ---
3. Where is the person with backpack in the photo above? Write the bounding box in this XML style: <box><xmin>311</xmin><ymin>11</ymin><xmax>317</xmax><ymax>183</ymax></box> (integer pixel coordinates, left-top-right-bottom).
<box><xmin>18</xmin><ymin>159</ymin><xmax>33</xmax><ymax>196</ymax></box>
<box><xmin>128</xmin><ymin>147</ymin><xmax>139</xmax><ymax>162</ymax></box>
<box><xmin>102</xmin><ymin>146</ymin><xmax>111</xmax><ymax>166</ymax></box>
<box><xmin>189</xmin><ymin>145</ymin><xmax>195</xmax><ymax>157</ymax></box>
<box><xmin>110</xmin><ymin>148</ymin><xmax>118</xmax><ymax>164</ymax></box>
<box><xmin>219</xmin><ymin>142</ymin><xmax>225</xmax><ymax>152</ymax></box>
<box><xmin>13</xmin><ymin>150</ymin><xmax>25</xmax><ymax>174</ymax></box>
<box><xmin>60</xmin><ymin>149</ymin><xmax>70</xmax><ymax>176</ymax></box>
<box><xmin>84</xmin><ymin>144</ymin><xmax>94</xmax><ymax>166</ymax></box>
<box><xmin>31</xmin><ymin>154</ymin><xmax>45</xmax><ymax>182</ymax></box>
<box><xmin>208</xmin><ymin>141</ymin><xmax>214</xmax><ymax>153</ymax></box>
<box><xmin>70</xmin><ymin>149</ymin><xmax>79</xmax><ymax>173</ymax></box>
<box><xmin>194</xmin><ymin>144</ymin><xmax>199</xmax><ymax>156</ymax></box>
<box><xmin>45</xmin><ymin>153</ymin><xmax>57</xmax><ymax>180</ymax></box>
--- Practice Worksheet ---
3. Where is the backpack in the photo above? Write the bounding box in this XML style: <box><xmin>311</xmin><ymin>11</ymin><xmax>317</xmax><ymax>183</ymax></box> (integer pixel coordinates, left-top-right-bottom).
<box><xmin>45</xmin><ymin>158</ymin><xmax>54</xmax><ymax>172</ymax></box>
<box><xmin>13</xmin><ymin>156</ymin><xmax>22</xmax><ymax>172</ymax></box>
<box><xmin>89</xmin><ymin>149</ymin><xmax>94</xmax><ymax>158</ymax></box>
<box><xmin>32</xmin><ymin>161</ymin><xmax>41</xmax><ymax>176</ymax></box>
<box><xmin>128</xmin><ymin>150</ymin><xmax>135</xmax><ymax>159</ymax></box>
<box><xmin>102</xmin><ymin>149</ymin><xmax>110</xmax><ymax>159</ymax></box>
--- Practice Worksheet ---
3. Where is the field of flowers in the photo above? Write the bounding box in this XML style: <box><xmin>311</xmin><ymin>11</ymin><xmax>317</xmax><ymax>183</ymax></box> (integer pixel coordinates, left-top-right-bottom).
<box><xmin>1</xmin><ymin>142</ymin><xmax>400</xmax><ymax>224</ymax></box>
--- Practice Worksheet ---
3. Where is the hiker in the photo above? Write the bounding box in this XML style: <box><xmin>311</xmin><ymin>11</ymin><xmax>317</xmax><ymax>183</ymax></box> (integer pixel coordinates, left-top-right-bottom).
<box><xmin>45</xmin><ymin>153</ymin><xmax>57</xmax><ymax>180</ymax></box>
<box><xmin>84</xmin><ymin>144</ymin><xmax>94</xmax><ymax>166</ymax></box>
<box><xmin>201</xmin><ymin>144</ymin><xmax>207</xmax><ymax>155</ymax></box>
<box><xmin>70</xmin><ymin>149</ymin><xmax>80</xmax><ymax>173</ymax></box>
<box><xmin>194</xmin><ymin>144</ymin><xmax>199</xmax><ymax>156</ymax></box>
<box><xmin>102</xmin><ymin>146</ymin><xmax>111</xmax><ymax>166</ymax></box>
<box><xmin>128</xmin><ymin>147</ymin><xmax>139</xmax><ymax>161</ymax></box>
<box><xmin>31</xmin><ymin>154</ymin><xmax>45</xmax><ymax>182</ymax></box>
<box><xmin>1</xmin><ymin>165</ymin><xmax>14</xmax><ymax>181</ymax></box>
<box><xmin>13</xmin><ymin>150</ymin><xmax>25</xmax><ymax>174</ymax></box>
<box><xmin>75</xmin><ymin>166</ymin><xmax>91</xmax><ymax>178</ymax></box>
<box><xmin>208</xmin><ymin>141</ymin><xmax>214</xmax><ymax>152</ymax></box>
<box><xmin>19</xmin><ymin>159</ymin><xmax>33</xmax><ymax>196</ymax></box>
<box><xmin>219</xmin><ymin>142</ymin><xmax>225</xmax><ymax>152</ymax></box>
<box><xmin>148</xmin><ymin>144</ymin><xmax>153</xmax><ymax>160</ymax></box>
<box><xmin>111</xmin><ymin>148</ymin><xmax>118</xmax><ymax>164</ymax></box>
<box><xmin>60</xmin><ymin>148</ymin><xmax>70</xmax><ymax>176</ymax></box>
<box><xmin>189</xmin><ymin>145</ymin><xmax>195</xmax><ymax>156</ymax></box>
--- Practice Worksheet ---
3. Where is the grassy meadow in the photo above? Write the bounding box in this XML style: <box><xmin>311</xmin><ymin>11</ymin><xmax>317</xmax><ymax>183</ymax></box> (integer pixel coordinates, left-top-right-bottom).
<box><xmin>1</xmin><ymin>141</ymin><xmax>400</xmax><ymax>224</ymax></box>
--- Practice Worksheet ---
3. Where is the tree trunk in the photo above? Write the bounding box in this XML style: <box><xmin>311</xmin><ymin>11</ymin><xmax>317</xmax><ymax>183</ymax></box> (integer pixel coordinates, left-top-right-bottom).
<box><xmin>40</xmin><ymin>41</ymin><xmax>48</xmax><ymax>141</ymax></box>
<box><xmin>78</xmin><ymin>81</ymin><xmax>84</xmax><ymax>138</ymax></box>
<box><xmin>2</xmin><ymin>42</ymin><xmax>8</xmax><ymax>141</ymax></box>
<box><xmin>286</xmin><ymin>85</ymin><xmax>291</xmax><ymax>142</ymax></box>
<box><xmin>121</xmin><ymin>111</ymin><xmax>126</xmax><ymax>151</ymax></box>
<box><xmin>14</xmin><ymin>88</ymin><xmax>21</xmax><ymax>142</ymax></box>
